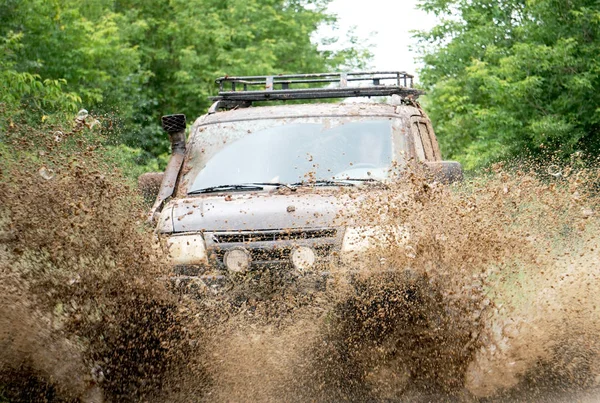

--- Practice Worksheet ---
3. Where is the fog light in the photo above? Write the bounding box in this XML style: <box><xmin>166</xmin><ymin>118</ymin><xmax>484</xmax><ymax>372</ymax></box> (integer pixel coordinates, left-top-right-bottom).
<box><xmin>223</xmin><ymin>248</ymin><xmax>251</xmax><ymax>273</ymax></box>
<box><xmin>291</xmin><ymin>246</ymin><xmax>316</xmax><ymax>272</ymax></box>
<box><xmin>165</xmin><ymin>233</ymin><xmax>207</xmax><ymax>265</ymax></box>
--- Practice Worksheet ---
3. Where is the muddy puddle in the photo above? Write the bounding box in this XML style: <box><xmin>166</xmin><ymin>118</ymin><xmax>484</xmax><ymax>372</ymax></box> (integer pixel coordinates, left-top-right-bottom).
<box><xmin>1</xmin><ymin>123</ymin><xmax>599</xmax><ymax>402</ymax></box>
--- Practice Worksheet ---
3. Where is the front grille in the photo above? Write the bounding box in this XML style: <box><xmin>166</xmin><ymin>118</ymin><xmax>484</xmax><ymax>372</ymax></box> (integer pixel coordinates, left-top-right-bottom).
<box><xmin>207</xmin><ymin>228</ymin><xmax>339</xmax><ymax>267</ymax></box>
<box><xmin>212</xmin><ymin>228</ymin><xmax>337</xmax><ymax>244</ymax></box>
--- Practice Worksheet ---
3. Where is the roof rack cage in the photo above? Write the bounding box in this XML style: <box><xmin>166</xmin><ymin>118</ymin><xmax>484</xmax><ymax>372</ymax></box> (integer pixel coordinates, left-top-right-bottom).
<box><xmin>210</xmin><ymin>71</ymin><xmax>421</xmax><ymax>103</ymax></box>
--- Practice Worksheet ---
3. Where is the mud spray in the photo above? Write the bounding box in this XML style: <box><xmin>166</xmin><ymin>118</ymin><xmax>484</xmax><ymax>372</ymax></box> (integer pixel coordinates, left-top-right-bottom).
<box><xmin>1</xmin><ymin>120</ymin><xmax>599</xmax><ymax>402</ymax></box>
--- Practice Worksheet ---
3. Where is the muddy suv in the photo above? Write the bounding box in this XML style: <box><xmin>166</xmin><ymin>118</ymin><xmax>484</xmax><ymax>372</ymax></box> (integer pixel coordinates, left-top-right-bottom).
<box><xmin>146</xmin><ymin>72</ymin><xmax>462</xmax><ymax>293</ymax></box>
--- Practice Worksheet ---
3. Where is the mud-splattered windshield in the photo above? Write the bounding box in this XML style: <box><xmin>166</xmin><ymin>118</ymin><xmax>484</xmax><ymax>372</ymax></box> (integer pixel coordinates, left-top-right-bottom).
<box><xmin>184</xmin><ymin>119</ymin><xmax>396</xmax><ymax>193</ymax></box>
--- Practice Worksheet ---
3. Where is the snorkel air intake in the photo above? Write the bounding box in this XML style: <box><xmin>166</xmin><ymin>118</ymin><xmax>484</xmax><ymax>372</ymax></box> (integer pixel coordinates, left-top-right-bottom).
<box><xmin>148</xmin><ymin>114</ymin><xmax>187</xmax><ymax>223</ymax></box>
<box><xmin>162</xmin><ymin>114</ymin><xmax>187</xmax><ymax>149</ymax></box>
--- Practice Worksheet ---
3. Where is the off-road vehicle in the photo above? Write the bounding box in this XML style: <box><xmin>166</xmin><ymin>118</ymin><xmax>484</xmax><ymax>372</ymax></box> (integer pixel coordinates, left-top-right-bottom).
<box><xmin>145</xmin><ymin>72</ymin><xmax>462</xmax><ymax>293</ymax></box>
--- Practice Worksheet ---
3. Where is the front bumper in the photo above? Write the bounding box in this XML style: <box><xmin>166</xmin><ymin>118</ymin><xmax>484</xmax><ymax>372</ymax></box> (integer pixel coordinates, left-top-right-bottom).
<box><xmin>204</xmin><ymin>227</ymin><xmax>344</xmax><ymax>268</ymax></box>
<box><xmin>161</xmin><ymin>227</ymin><xmax>344</xmax><ymax>294</ymax></box>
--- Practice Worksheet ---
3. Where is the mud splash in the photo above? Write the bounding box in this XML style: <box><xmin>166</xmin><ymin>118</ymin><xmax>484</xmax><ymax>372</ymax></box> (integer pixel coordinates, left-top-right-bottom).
<box><xmin>194</xmin><ymin>164</ymin><xmax>600</xmax><ymax>402</ymax></box>
<box><xmin>0</xmin><ymin>123</ymin><xmax>207</xmax><ymax>402</ymax></box>
<box><xmin>1</xmin><ymin>121</ymin><xmax>599</xmax><ymax>402</ymax></box>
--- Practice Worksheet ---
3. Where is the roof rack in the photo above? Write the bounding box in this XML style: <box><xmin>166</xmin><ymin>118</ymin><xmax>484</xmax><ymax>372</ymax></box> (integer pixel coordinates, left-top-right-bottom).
<box><xmin>209</xmin><ymin>71</ymin><xmax>422</xmax><ymax>104</ymax></box>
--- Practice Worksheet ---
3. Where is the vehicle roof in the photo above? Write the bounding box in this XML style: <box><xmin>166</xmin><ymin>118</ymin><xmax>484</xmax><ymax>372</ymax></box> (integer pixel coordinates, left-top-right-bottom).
<box><xmin>194</xmin><ymin>101</ymin><xmax>424</xmax><ymax>127</ymax></box>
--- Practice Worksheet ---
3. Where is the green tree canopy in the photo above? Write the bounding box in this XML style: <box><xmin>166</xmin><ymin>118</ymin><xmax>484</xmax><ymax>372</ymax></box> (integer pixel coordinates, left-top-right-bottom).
<box><xmin>416</xmin><ymin>0</ymin><xmax>600</xmax><ymax>169</ymax></box>
<box><xmin>0</xmin><ymin>0</ymin><xmax>370</xmax><ymax>159</ymax></box>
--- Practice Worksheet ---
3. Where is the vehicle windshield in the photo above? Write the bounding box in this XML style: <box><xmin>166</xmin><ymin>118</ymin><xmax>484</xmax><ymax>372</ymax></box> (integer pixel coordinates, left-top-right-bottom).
<box><xmin>184</xmin><ymin>118</ymin><xmax>396</xmax><ymax>194</ymax></box>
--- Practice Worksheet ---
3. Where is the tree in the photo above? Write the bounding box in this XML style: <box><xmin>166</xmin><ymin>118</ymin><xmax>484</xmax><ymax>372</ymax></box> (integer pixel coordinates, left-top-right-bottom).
<box><xmin>117</xmin><ymin>0</ymin><xmax>370</xmax><ymax>156</ymax></box>
<box><xmin>415</xmin><ymin>0</ymin><xmax>600</xmax><ymax>169</ymax></box>
<box><xmin>0</xmin><ymin>32</ymin><xmax>81</xmax><ymax>130</ymax></box>
<box><xmin>0</xmin><ymin>0</ymin><xmax>370</xmax><ymax>161</ymax></box>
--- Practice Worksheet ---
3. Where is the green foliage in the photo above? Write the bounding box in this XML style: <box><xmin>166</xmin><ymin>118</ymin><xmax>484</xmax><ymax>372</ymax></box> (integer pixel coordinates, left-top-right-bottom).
<box><xmin>0</xmin><ymin>32</ymin><xmax>81</xmax><ymax>130</ymax></box>
<box><xmin>117</xmin><ymin>0</ymin><xmax>370</xmax><ymax>155</ymax></box>
<box><xmin>0</xmin><ymin>0</ymin><xmax>369</xmax><ymax>161</ymax></box>
<box><xmin>102</xmin><ymin>144</ymin><xmax>170</xmax><ymax>182</ymax></box>
<box><xmin>416</xmin><ymin>0</ymin><xmax>600</xmax><ymax>169</ymax></box>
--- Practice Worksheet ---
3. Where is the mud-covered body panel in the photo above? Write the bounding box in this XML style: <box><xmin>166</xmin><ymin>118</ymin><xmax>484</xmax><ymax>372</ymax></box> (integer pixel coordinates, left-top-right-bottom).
<box><xmin>168</xmin><ymin>191</ymin><xmax>353</xmax><ymax>233</ymax></box>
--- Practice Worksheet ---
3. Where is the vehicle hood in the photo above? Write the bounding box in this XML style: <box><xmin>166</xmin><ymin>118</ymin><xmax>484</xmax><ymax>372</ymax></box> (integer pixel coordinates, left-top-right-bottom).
<box><xmin>168</xmin><ymin>191</ymin><xmax>359</xmax><ymax>233</ymax></box>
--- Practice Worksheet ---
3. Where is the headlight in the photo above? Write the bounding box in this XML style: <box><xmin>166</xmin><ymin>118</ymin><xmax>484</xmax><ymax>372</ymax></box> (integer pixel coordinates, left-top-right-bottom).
<box><xmin>223</xmin><ymin>248</ymin><xmax>251</xmax><ymax>273</ymax></box>
<box><xmin>290</xmin><ymin>246</ymin><xmax>316</xmax><ymax>272</ymax></box>
<box><xmin>341</xmin><ymin>225</ymin><xmax>409</xmax><ymax>253</ymax></box>
<box><xmin>166</xmin><ymin>233</ymin><xmax>208</xmax><ymax>265</ymax></box>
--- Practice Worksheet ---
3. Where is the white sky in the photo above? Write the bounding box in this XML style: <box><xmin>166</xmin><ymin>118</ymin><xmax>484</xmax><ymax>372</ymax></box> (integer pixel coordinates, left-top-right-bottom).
<box><xmin>322</xmin><ymin>0</ymin><xmax>439</xmax><ymax>82</ymax></box>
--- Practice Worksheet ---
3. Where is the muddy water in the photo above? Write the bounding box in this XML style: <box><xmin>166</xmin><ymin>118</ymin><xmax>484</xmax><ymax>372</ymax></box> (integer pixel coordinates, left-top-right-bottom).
<box><xmin>1</xmin><ymin>125</ymin><xmax>599</xmax><ymax>402</ymax></box>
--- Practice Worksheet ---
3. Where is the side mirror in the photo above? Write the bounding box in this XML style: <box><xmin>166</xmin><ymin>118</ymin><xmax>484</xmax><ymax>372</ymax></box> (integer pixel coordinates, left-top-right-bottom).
<box><xmin>138</xmin><ymin>172</ymin><xmax>164</xmax><ymax>202</ymax></box>
<box><xmin>424</xmin><ymin>161</ymin><xmax>463</xmax><ymax>184</ymax></box>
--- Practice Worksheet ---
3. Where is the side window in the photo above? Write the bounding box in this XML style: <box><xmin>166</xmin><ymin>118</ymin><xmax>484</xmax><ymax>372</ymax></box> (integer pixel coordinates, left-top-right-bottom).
<box><xmin>411</xmin><ymin>122</ymin><xmax>426</xmax><ymax>161</ymax></box>
<box><xmin>418</xmin><ymin>122</ymin><xmax>435</xmax><ymax>160</ymax></box>
<box><xmin>412</xmin><ymin>119</ymin><xmax>439</xmax><ymax>161</ymax></box>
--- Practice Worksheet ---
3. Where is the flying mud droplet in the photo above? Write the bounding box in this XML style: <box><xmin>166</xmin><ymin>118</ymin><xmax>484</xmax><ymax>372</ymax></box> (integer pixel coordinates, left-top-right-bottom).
<box><xmin>68</xmin><ymin>274</ymin><xmax>81</xmax><ymax>285</ymax></box>
<box><xmin>547</xmin><ymin>164</ymin><xmax>562</xmax><ymax>177</ymax></box>
<box><xmin>76</xmin><ymin>109</ymin><xmax>89</xmax><ymax>123</ymax></box>
<box><xmin>581</xmin><ymin>207</ymin><xmax>594</xmax><ymax>218</ymax></box>
<box><xmin>87</xmin><ymin>118</ymin><xmax>100</xmax><ymax>129</ymax></box>
<box><xmin>38</xmin><ymin>166</ymin><xmax>54</xmax><ymax>180</ymax></box>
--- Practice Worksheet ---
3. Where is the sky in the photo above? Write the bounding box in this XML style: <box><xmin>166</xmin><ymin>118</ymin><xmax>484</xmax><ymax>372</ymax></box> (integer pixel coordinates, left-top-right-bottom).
<box><xmin>323</xmin><ymin>0</ymin><xmax>439</xmax><ymax>81</ymax></box>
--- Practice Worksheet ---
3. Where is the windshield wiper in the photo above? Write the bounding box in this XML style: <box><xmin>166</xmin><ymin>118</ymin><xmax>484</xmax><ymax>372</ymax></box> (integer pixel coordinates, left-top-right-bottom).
<box><xmin>244</xmin><ymin>182</ymin><xmax>297</xmax><ymax>190</ymax></box>
<box><xmin>189</xmin><ymin>180</ymin><xmax>356</xmax><ymax>194</ymax></box>
<box><xmin>291</xmin><ymin>180</ymin><xmax>355</xmax><ymax>187</ymax></box>
<box><xmin>188</xmin><ymin>184</ymin><xmax>264</xmax><ymax>194</ymax></box>
<box><xmin>339</xmin><ymin>178</ymin><xmax>383</xmax><ymax>183</ymax></box>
